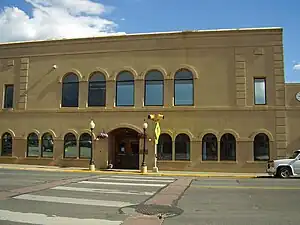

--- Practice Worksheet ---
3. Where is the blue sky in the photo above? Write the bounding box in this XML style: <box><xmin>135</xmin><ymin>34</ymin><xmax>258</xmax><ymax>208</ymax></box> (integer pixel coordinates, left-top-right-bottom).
<box><xmin>0</xmin><ymin>0</ymin><xmax>299</xmax><ymax>82</ymax></box>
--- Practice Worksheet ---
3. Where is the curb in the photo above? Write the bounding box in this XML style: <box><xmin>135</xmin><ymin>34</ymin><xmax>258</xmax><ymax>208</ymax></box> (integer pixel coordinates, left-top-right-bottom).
<box><xmin>0</xmin><ymin>166</ymin><xmax>259</xmax><ymax>178</ymax></box>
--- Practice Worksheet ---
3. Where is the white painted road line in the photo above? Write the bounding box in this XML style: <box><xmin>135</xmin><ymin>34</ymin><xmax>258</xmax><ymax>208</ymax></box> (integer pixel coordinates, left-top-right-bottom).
<box><xmin>97</xmin><ymin>177</ymin><xmax>174</xmax><ymax>183</ymax></box>
<box><xmin>51</xmin><ymin>186</ymin><xmax>155</xmax><ymax>196</ymax></box>
<box><xmin>0</xmin><ymin>209</ymin><xmax>122</xmax><ymax>225</ymax></box>
<box><xmin>13</xmin><ymin>194</ymin><xmax>132</xmax><ymax>207</ymax></box>
<box><xmin>79</xmin><ymin>181</ymin><xmax>166</xmax><ymax>187</ymax></box>
<box><xmin>110</xmin><ymin>175</ymin><xmax>175</xmax><ymax>180</ymax></box>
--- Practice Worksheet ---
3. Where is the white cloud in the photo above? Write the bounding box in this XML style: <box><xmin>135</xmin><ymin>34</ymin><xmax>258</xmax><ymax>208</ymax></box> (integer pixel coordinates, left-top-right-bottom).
<box><xmin>293</xmin><ymin>63</ymin><xmax>300</xmax><ymax>71</ymax></box>
<box><xmin>0</xmin><ymin>0</ymin><xmax>125</xmax><ymax>43</ymax></box>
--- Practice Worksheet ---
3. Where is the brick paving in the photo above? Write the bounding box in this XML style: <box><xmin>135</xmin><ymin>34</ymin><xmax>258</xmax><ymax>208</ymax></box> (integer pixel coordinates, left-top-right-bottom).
<box><xmin>122</xmin><ymin>177</ymin><xmax>192</xmax><ymax>224</ymax></box>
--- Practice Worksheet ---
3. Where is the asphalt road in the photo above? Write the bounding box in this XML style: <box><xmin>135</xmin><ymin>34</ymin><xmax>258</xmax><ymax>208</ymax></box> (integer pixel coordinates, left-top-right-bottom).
<box><xmin>0</xmin><ymin>169</ymin><xmax>93</xmax><ymax>191</ymax></box>
<box><xmin>163</xmin><ymin>177</ymin><xmax>300</xmax><ymax>225</ymax></box>
<box><xmin>0</xmin><ymin>169</ymin><xmax>175</xmax><ymax>224</ymax></box>
<box><xmin>0</xmin><ymin>169</ymin><xmax>299</xmax><ymax>225</ymax></box>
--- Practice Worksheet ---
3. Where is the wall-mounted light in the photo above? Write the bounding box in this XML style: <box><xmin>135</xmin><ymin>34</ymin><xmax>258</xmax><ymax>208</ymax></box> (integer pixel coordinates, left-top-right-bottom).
<box><xmin>52</xmin><ymin>64</ymin><xmax>57</xmax><ymax>69</ymax></box>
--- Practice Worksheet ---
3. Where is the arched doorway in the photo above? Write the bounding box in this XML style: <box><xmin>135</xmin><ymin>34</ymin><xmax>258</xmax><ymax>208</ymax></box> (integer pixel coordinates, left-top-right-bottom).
<box><xmin>108</xmin><ymin>128</ymin><xmax>140</xmax><ymax>169</ymax></box>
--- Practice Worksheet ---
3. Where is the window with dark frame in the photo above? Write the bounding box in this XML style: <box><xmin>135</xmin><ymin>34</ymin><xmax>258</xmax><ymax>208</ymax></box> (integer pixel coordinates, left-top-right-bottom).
<box><xmin>41</xmin><ymin>133</ymin><xmax>53</xmax><ymax>158</ymax></box>
<box><xmin>175</xmin><ymin>133</ymin><xmax>190</xmax><ymax>161</ymax></box>
<box><xmin>254</xmin><ymin>78</ymin><xmax>266</xmax><ymax>105</ymax></box>
<box><xmin>4</xmin><ymin>84</ymin><xmax>14</xmax><ymax>109</ymax></box>
<box><xmin>145</xmin><ymin>70</ymin><xmax>164</xmax><ymax>106</ymax></box>
<box><xmin>202</xmin><ymin>133</ymin><xmax>218</xmax><ymax>161</ymax></box>
<box><xmin>79</xmin><ymin>133</ymin><xmax>92</xmax><ymax>158</ymax></box>
<box><xmin>254</xmin><ymin>133</ymin><xmax>270</xmax><ymax>161</ymax></box>
<box><xmin>1</xmin><ymin>132</ymin><xmax>12</xmax><ymax>156</ymax></box>
<box><xmin>116</xmin><ymin>71</ymin><xmax>134</xmax><ymax>106</ymax></box>
<box><xmin>27</xmin><ymin>133</ymin><xmax>39</xmax><ymax>157</ymax></box>
<box><xmin>157</xmin><ymin>133</ymin><xmax>172</xmax><ymax>160</ymax></box>
<box><xmin>88</xmin><ymin>73</ymin><xmax>106</xmax><ymax>107</ymax></box>
<box><xmin>174</xmin><ymin>69</ymin><xmax>194</xmax><ymax>106</ymax></box>
<box><xmin>64</xmin><ymin>133</ymin><xmax>77</xmax><ymax>158</ymax></box>
<box><xmin>220</xmin><ymin>133</ymin><xmax>236</xmax><ymax>161</ymax></box>
<box><xmin>61</xmin><ymin>73</ymin><xmax>79</xmax><ymax>107</ymax></box>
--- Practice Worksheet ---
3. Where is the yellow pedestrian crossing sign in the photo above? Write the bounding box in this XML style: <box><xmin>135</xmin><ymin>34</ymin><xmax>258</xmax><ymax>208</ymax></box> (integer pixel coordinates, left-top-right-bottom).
<box><xmin>154</xmin><ymin>122</ymin><xmax>161</xmax><ymax>144</ymax></box>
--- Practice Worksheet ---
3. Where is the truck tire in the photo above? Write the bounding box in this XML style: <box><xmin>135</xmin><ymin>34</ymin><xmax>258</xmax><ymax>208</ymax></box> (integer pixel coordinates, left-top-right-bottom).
<box><xmin>278</xmin><ymin>167</ymin><xmax>291</xmax><ymax>178</ymax></box>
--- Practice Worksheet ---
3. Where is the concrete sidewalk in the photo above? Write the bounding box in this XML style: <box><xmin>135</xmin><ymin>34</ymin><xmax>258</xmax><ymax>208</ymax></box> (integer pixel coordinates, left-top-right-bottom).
<box><xmin>0</xmin><ymin>163</ymin><xmax>269</xmax><ymax>178</ymax></box>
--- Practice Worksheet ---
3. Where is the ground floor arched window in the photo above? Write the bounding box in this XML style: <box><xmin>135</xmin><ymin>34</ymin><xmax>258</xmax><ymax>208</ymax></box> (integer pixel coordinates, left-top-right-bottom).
<box><xmin>202</xmin><ymin>133</ymin><xmax>218</xmax><ymax>161</ymax></box>
<box><xmin>175</xmin><ymin>133</ymin><xmax>190</xmax><ymax>161</ymax></box>
<box><xmin>41</xmin><ymin>133</ymin><xmax>54</xmax><ymax>158</ymax></box>
<box><xmin>27</xmin><ymin>133</ymin><xmax>39</xmax><ymax>157</ymax></box>
<box><xmin>1</xmin><ymin>132</ymin><xmax>12</xmax><ymax>156</ymax></box>
<box><xmin>64</xmin><ymin>133</ymin><xmax>77</xmax><ymax>158</ymax></box>
<box><xmin>157</xmin><ymin>133</ymin><xmax>172</xmax><ymax>160</ymax></box>
<box><xmin>79</xmin><ymin>133</ymin><xmax>92</xmax><ymax>158</ymax></box>
<box><xmin>254</xmin><ymin>133</ymin><xmax>269</xmax><ymax>161</ymax></box>
<box><xmin>220</xmin><ymin>133</ymin><xmax>236</xmax><ymax>161</ymax></box>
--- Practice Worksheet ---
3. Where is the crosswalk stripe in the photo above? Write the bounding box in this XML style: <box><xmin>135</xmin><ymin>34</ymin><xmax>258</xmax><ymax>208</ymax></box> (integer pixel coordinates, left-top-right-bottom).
<box><xmin>13</xmin><ymin>194</ymin><xmax>132</xmax><ymax>207</ymax></box>
<box><xmin>51</xmin><ymin>186</ymin><xmax>155</xmax><ymax>195</ymax></box>
<box><xmin>79</xmin><ymin>181</ymin><xmax>166</xmax><ymax>187</ymax></box>
<box><xmin>97</xmin><ymin>177</ymin><xmax>174</xmax><ymax>183</ymax></box>
<box><xmin>0</xmin><ymin>209</ymin><xmax>122</xmax><ymax>225</ymax></box>
<box><xmin>110</xmin><ymin>175</ymin><xmax>175</xmax><ymax>180</ymax></box>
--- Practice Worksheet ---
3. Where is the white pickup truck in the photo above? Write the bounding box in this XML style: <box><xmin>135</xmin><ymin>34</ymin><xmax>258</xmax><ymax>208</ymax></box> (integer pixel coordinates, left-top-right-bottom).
<box><xmin>266</xmin><ymin>150</ymin><xmax>300</xmax><ymax>178</ymax></box>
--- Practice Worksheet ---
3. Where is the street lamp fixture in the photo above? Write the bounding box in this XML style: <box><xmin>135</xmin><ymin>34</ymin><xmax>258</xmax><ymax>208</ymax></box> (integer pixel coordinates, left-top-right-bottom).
<box><xmin>141</xmin><ymin>120</ymin><xmax>148</xmax><ymax>174</ymax></box>
<box><xmin>89</xmin><ymin>119</ymin><xmax>96</xmax><ymax>171</ymax></box>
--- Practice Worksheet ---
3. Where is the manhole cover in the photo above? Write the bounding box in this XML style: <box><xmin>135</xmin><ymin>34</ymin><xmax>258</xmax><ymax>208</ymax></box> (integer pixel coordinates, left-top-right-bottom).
<box><xmin>120</xmin><ymin>204</ymin><xmax>183</xmax><ymax>218</ymax></box>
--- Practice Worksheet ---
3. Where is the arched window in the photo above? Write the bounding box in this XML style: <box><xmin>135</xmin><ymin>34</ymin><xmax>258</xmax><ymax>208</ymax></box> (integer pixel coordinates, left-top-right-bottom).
<box><xmin>88</xmin><ymin>72</ymin><xmax>106</xmax><ymax>107</ymax></box>
<box><xmin>175</xmin><ymin>134</ymin><xmax>190</xmax><ymax>161</ymax></box>
<box><xmin>220</xmin><ymin>133</ymin><xmax>236</xmax><ymax>161</ymax></box>
<box><xmin>41</xmin><ymin>133</ymin><xmax>54</xmax><ymax>158</ymax></box>
<box><xmin>202</xmin><ymin>134</ymin><xmax>218</xmax><ymax>161</ymax></box>
<box><xmin>64</xmin><ymin>133</ymin><xmax>77</xmax><ymax>158</ymax></box>
<box><xmin>27</xmin><ymin>133</ymin><xmax>39</xmax><ymax>157</ymax></box>
<box><xmin>116</xmin><ymin>71</ymin><xmax>134</xmax><ymax>106</ymax></box>
<box><xmin>157</xmin><ymin>134</ymin><xmax>172</xmax><ymax>160</ymax></box>
<box><xmin>1</xmin><ymin>132</ymin><xmax>12</xmax><ymax>156</ymax></box>
<box><xmin>61</xmin><ymin>73</ymin><xmax>79</xmax><ymax>107</ymax></box>
<box><xmin>174</xmin><ymin>69</ymin><xmax>194</xmax><ymax>106</ymax></box>
<box><xmin>145</xmin><ymin>70</ymin><xmax>164</xmax><ymax>106</ymax></box>
<box><xmin>254</xmin><ymin>133</ymin><xmax>269</xmax><ymax>161</ymax></box>
<box><xmin>79</xmin><ymin>133</ymin><xmax>92</xmax><ymax>158</ymax></box>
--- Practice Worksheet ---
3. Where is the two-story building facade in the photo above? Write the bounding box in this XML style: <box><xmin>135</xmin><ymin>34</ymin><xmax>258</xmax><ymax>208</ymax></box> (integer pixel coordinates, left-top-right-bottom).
<box><xmin>0</xmin><ymin>27</ymin><xmax>299</xmax><ymax>172</ymax></box>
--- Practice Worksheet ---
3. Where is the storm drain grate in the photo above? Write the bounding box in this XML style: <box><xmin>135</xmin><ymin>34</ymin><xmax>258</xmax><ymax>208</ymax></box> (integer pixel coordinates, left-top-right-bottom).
<box><xmin>120</xmin><ymin>204</ymin><xmax>183</xmax><ymax>218</ymax></box>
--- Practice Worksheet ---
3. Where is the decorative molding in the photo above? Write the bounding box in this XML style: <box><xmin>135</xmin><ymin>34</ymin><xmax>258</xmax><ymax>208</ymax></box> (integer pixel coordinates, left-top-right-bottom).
<box><xmin>111</xmin><ymin>67</ymin><xmax>139</xmax><ymax>81</ymax></box>
<box><xmin>170</xmin><ymin>64</ymin><xmax>199</xmax><ymax>79</ymax></box>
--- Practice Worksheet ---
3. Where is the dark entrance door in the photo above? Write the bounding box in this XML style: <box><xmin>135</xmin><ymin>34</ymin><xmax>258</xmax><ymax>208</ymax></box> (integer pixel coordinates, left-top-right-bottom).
<box><xmin>110</xmin><ymin>128</ymin><xmax>140</xmax><ymax>169</ymax></box>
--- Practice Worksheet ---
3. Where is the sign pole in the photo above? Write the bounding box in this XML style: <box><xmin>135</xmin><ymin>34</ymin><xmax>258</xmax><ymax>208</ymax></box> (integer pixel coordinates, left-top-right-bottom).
<box><xmin>147</xmin><ymin>114</ymin><xmax>164</xmax><ymax>173</ymax></box>
<box><xmin>153</xmin><ymin>122</ymin><xmax>160</xmax><ymax>173</ymax></box>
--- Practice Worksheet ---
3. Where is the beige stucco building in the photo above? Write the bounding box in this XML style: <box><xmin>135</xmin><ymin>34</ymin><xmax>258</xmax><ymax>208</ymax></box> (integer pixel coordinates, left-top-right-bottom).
<box><xmin>0</xmin><ymin>27</ymin><xmax>299</xmax><ymax>172</ymax></box>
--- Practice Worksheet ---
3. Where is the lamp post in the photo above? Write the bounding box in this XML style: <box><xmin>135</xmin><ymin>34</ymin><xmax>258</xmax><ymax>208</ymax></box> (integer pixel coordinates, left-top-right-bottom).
<box><xmin>141</xmin><ymin>120</ymin><xmax>148</xmax><ymax>174</ymax></box>
<box><xmin>89</xmin><ymin>119</ymin><xmax>96</xmax><ymax>171</ymax></box>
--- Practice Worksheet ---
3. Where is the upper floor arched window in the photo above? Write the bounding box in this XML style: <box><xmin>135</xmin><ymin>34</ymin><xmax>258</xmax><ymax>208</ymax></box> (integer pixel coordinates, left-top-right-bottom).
<box><xmin>88</xmin><ymin>72</ymin><xmax>106</xmax><ymax>107</ymax></box>
<box><xmin>174</xmin><ymin>69</ymin><xmax>194</xmax><ymax>106</ymax></box>
<box><xmin>61</xmin><ymin>73</ymin><xmax>79</xmax><ymax>107</ymax></box>
<box><xmin>116</xmin><ymin>71</ymin><xmax>134</xmax><ymax>106</ymax></box>
<box><xmin>145</xmin><ymin>70</ymin><xmax>164</xmax><ymax>106</ymax></box>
